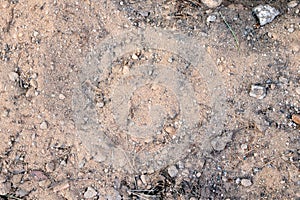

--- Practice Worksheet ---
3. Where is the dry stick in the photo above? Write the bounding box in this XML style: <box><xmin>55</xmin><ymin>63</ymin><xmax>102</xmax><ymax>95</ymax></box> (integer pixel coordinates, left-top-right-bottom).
<box><xmin>219</xmin><ymin>11</ymin><xmax>240</xmax><ymax>51</ymax></box>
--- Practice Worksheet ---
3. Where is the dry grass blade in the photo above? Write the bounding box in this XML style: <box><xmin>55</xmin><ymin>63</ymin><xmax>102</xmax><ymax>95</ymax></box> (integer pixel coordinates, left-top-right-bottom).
<box><xmin>219</xmin><ymin>11</ymin><xmax>240</xmax><ymax>51</ymax></box>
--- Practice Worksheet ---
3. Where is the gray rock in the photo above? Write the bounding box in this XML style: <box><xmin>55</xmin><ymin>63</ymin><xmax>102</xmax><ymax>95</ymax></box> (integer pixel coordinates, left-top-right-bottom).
<box><xmin>167</xmin><ymin>165</ymin><xmax>178</xmax><ymax>178</ymax></box>
<box><xmin>249</xmin><ymin>85</ymin><xmax>266</xmax><ymax>99</ymax></box>
<box><xmin>84</xmin><ymin>187</ymin><xmax>97</xmax><ymax>199</ymax></box>
<box><xmin>201</xmin><ymin>0</ymin><xmax>222</xmax><ymax>8</ymax></box>
<box><xmin>253</xmin><ymin>5</ymin><xmax>280</xmax><ymax>26</ymax></box>
<box><xmin>241</xmin><ymin>179</ymin><xmax>252</xmax><ymax>187</ymax></box>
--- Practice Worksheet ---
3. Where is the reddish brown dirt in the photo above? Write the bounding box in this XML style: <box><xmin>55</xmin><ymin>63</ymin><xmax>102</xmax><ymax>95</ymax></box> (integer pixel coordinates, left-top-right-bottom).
<box><xmin>0</xmin><ymin>0</ymin><xmax>299</xmax><ymax>199</ymax></box>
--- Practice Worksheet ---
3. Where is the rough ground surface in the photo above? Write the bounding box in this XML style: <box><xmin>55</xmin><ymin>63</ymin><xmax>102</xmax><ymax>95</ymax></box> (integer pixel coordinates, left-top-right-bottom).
<box><xmin>0</xmin><ymin>0</ymin><xmax>299</xmax><ymax>199</ymax></box>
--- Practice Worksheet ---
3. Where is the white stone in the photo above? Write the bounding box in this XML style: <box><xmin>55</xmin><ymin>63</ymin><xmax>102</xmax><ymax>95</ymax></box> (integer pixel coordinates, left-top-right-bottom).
<box><xmin>84</xmin><ymin>187</ymin><xmax>97</xmax><ymax>199</ymax></box>
<box><xmin>207</xmin><ymin>15</ymin><xmax>217</xmax><ymax>23</ymax></box>
<box><xmin>241</xmin><ymin>144</ymin><xmax>248</xmax><ymax>150</ymax></box>
<box><xmin>59</xmin><ymin>94</ymin><xmax>66</xmax><ymax>100</ymax></box>
<box><xmin>40</xmin><ymin>121</ymin><xmax>48</xmax><ymax>130</ymax></box>
<box><xmin>253</xmin><ymin>5</ymin><xmax>280</xmax><ymax>26</ymax></box>
<box><xmin>132</xmin><ymin>53</ymin><xmax>138</xmax><ymax>60</ymax></box>
<box><xmin>241</xmin><ymin>179</ymin><xmax>252</xmax><ymax>187</ymax></box>
<box><xmin>249</xmin><ymin>85</ymin><xmax>266</xmax><ymax>99</ymax></box>
<box><xmin>168</xmin><ymin>165</ymin><xmax>178</xmax><ymax>177</ymax></box>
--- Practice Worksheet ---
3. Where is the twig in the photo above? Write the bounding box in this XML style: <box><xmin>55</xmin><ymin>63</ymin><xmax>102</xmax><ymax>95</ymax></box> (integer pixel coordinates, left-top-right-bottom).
<box><xmin>219</xmin><ymin>11</ymin><xmax>240</xmax><ymax>51</ymax></box>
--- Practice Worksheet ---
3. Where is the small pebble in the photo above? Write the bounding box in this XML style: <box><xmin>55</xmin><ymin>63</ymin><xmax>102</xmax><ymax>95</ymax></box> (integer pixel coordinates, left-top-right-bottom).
<box><xmin>241</xmin><ymin>144</ymin><xmax>248</xmax><ymax>150</ymax></box>
<box><xmin>168</xmin><ymin>165</ymin><xmax>178</xmax><ymax>178</ymax></box>
<box><xmin>140</xmin><ymin>175</ymin><xmax>148</xmax><ymax>185</ymax></box>
<box><xmin>40</xmin><ymin>121</ymin><xmax>48</xmax><ymax>130</ymax></box>
<box><xmin>132</xmin><ymin>53</ymin><xmax>138</xmax><ymax>60</ymax></box>
<box><xmin>59</xmin><ymin>94</ymin><xmax>66</xmax><ymax>100</ymax></box>
<box><xmin>201</xmin><ymin>0</ymin><xmax>222</xmax><ymax>8</ymax></box>
<box><xmin>96</xmin><ymin>102</ymin><xmax>104</xmax><ymax>108</ymax></box>
<box><xmin>181</xmin><ymin>169</ymin><xmax>189</xmax><ymax>177</ymax></box>
<box><xmin>84</xmin><ymin>187</ymin><xmax>97</xmax><ymax>199</ymax></box>
<box><xmin>207</xmin><ymin>15</ymin><xmax>217</xmax><ymax>23</ymax></box>
<box><xmin>164</xmin><ymin>126</ymin><xmax>176</xmax><ymax>136</ymax></box>
<box><xmin>29</xmin><ymin>79</ymin><xmax>38</xmax><ymax>89</ymax></box>
<box><xmin>53</xmin><ymin>182</ymin><xmax>70</xmax><ymax>193</ymax></box>
<box><xmin>292</xmin><ymin>114</ymin><xmax>300</xmax><ymax>125</ymax></box>
<box><xmin>295</xmin><ymin>87</ymin><xmax>300</xmax><ymax>95</ymax></box>
<box><xmin>122</xmin><ymin>65</ymin><xmax>130</xmax><ymax>74</ymax></box>
<box><xmin>8</xmin><ymin>72</ymin><xmax>19</xmax><ymax>82</ymax></box>
<box><xmin>287</xmin><ymin>1</ymin><xmax>298</xmax><ymax>8</ymax></box>
<box><xmin>33</xmin><ymin>31</ymin><xmax>39</xmax><ymax>37</ymax></box>
<box><xmin>249</xmin><ymin>85</ymin><xmax>266</xmax><ymax>99</ymax></box>
<box><xmin>253</xmin><ymin>5</ymin><xmax>280</xmax><ymax>26</ymax></box>
<box><xmin>177</xmin><ymin>161</ymin><xmax>184</xmax><ymax>169</ymax></box>
<box><xmin>288</xmin><ymin>27</ymin><xmax>294</xmax><ymax>33</ymax></box>
<box><xmin>241</xmin><ymin>179</ymin><xmax>252</xmax><ymax>187</ymax></box>
<box><xmin>45</xmin><ymin>161</ymin><xmax>56</xmax><ymax>172</ymax></box>
<box><xmin>2</xmin><ymin>109</ymin><xmax>9</xmax><ymax>117</ymax></box>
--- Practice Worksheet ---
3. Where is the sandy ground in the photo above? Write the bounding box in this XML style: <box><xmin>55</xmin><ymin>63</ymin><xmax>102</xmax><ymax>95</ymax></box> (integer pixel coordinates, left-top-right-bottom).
<box><xmin>0</xmin><ymin>0</ymin><xmax>299</xmax><ymax>199</ymax></box>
